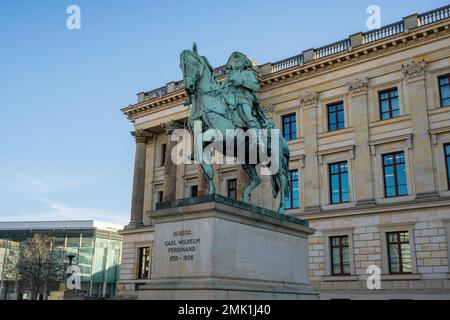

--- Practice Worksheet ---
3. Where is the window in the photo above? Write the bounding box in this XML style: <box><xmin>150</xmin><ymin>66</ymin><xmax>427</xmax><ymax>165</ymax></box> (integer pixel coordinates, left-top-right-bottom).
<box><xmin>227</xmin><ymin>179</ymin><xmax>237</xmax><ymax>200</ymax></box>
<box><xmin>379</xmin><ymin>88</ymin><xmax>400</xmax><ymax>120</ymax></box>
<box><xmin>387</xmin><ymin>231</ymin><xmax>412</xmax><ymax>274</ymax></box>
<box><xmin>137</xmin><ymin>247</ymin><xmax>150</xmax><ymax>279</ymax></box>
<box><xmin>445</xmin><ymin>144</ymin><xmax>450</xmax><ymax>189</ymax></box>
<box><xmin>383</xmin><ymin>152</ymin><xmax>407</xmax><ymax>197</ymax></box>
<box><xmin>284</xmin><ymin>170</ymin><xmax>299</xmax><ymax>209</ymax></box>
<box><xmin>327</xmin><ymin>101</ymin><xmax>345</xmax><ymax>132</ymax></box>
<box><xmin>282</xmin><ymin>113</ymin><xmax>297</xmax><ymax>141</ymax></box>
<box><xmin>329</xmin><ymin>161</ymin><xmax>349</xmax><ymax>204</ymax></box>
<box><xmin>330</xmin><ymin>236</ymin><xmax>350</xmax><ymax>275</ymax></box>
<box><xmin>438</xmin><ymin>74</ymin><xmax>450</xmax><ymax>107</ymax></box>
<box><xmin>160</xmin><ymin>143</ymin><xmax>167</xmax><ymax>167</ymax></box>
<box><xmin>190</xmin><ymin>185</ymin><xmax>198</xmax><ymax>197</ymax></box>
<box><xmin>158</xmin><ymin>191</ymin><xmax>163</xmax><ymax>203</ymax></box>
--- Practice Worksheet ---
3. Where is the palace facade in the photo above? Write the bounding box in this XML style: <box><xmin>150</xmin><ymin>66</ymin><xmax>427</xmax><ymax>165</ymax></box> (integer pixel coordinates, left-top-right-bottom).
<box><xmin>118</xmin><ymin>6</ymin><xmax>450</xmax><ymax>299</ymax></box>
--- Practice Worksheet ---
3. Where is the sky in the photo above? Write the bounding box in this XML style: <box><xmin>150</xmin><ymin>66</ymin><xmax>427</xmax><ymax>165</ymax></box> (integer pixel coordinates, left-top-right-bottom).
<box><xmin>0</xmin><ymin>0</ymin><xmax>447</xmax><ymax>227</ymax></box>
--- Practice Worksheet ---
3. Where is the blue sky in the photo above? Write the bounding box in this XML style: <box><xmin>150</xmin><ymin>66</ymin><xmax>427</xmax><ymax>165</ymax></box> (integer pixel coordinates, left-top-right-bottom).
<box><xmin>0</xmin><ymin>0</ymin><xmax>447</xmax><ymax>226</ymax></box>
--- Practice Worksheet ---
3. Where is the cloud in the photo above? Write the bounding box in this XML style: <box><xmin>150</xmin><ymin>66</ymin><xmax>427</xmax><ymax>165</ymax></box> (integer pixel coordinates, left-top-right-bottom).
<box><xmin>0</xmin><ymin>198</ymin><xmax>127</xmax><ymax>228</ymax></box>
<box><xmin>0</xmin><ymin>166</ymin><xmax>97</xmax><ymax>195</ymax></box>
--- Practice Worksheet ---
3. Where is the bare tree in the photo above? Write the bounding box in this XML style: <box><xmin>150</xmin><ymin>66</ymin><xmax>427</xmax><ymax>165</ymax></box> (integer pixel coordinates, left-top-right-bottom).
<box><xmin>16</xmin><ymin>234</ymin><xmax>65</xmax><ymax>300</ymax></box>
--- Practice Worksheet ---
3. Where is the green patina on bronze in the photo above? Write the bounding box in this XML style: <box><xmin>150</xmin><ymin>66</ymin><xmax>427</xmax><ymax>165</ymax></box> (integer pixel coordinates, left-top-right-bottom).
<box><xmin>179</xmin><ymin>43</ymin><xmax>290</xmax><ymax>213</ymax></box>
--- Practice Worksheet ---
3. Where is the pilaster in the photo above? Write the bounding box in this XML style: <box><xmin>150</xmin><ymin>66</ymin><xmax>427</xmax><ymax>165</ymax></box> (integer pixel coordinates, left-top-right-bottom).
<box><xmin>347</xmin><ymin>78</ymin><xmax>375</xmax><ymax>205</ymax></box>
<box><xmin>402</xmin><ymin>61</ymin><xmax>438</xmax><ymax>199</ymax></box>
<box><xmin>299</xmin><ymin>91</ymin><xmax>321</xmax><ymax>212</ymax></box>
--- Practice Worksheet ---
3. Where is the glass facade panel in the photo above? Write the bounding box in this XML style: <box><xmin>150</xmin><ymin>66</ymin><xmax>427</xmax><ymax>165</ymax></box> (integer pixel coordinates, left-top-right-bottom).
<box><xmin>0</xmin><ymin>226</ymin><xmax>121</xmax><ymax>299</ymax></box>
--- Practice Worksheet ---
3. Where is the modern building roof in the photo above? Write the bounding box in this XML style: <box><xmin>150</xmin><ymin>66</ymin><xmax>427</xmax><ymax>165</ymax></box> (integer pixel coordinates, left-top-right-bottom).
<box><xmin>0</xmin><ymin>220</ymin><xmax>122</xmax><ymax>232</ymax></box>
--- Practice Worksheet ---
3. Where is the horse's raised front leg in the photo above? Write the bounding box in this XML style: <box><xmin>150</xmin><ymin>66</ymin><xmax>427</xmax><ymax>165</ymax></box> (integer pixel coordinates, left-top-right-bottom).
<box><xmin>241</xmin><ymin>164</ymin><xmax>261</xmax><ymax>203</ymax></box>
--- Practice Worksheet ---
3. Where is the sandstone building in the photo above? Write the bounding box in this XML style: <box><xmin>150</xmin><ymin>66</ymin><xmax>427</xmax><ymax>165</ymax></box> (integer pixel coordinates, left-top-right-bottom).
<box><xmin>118</xmin><ymin>6</ymin><xmax>450</xmax><ymax>299</ymax></box>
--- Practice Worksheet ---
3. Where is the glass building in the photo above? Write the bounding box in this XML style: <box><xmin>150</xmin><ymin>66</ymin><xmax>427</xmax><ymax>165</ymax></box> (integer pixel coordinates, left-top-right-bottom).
<box><xmin>0</xmin><ymin>220</ymin><xmax>122</xmax><ymax>300</ymax></box>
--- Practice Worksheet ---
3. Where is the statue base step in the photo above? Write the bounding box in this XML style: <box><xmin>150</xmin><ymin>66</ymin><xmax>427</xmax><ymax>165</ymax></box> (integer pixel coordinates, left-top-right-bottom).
<box><xmin>140</xmin><ymin>195</ymin><xmax>317</xmax><ymax>300</ymax></box>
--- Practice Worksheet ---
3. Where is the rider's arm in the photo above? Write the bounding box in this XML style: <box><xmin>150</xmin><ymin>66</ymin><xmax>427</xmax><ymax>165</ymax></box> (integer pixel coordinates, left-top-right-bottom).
<box><xmin>240</xmin><ymin>71</ymin><xmax>260</xmax><ymax>92</ymax></box>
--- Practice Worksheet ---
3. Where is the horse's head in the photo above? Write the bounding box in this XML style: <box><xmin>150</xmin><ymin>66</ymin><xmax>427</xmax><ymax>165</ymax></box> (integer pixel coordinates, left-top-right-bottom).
<box><xmin>180</xmin><ymin>43</ymin><xmax>212</xmax><ymax>95</ymax></box>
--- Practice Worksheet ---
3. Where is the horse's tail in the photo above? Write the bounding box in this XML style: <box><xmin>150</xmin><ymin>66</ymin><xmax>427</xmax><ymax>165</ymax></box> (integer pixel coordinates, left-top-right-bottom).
<box><xmin>270</xmin><ymin>136</ymin><xmax>290</xmax><ymax>198</ymax></box>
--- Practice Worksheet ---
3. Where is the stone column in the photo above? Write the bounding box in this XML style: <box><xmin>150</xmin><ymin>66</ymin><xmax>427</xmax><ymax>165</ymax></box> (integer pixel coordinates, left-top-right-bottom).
<box><xmin>299</xmin><ymin>91</ymin><xmax>321</xmax><ymax>212</ymax></box>
<box><xmin>126</xmin><ymin>129</ymin><xmax>154</xmax><ymax>229</ymax></box>
<box><xmin>402</xmin><ymin>61</ymin><xmax>437</xmax><ymax>199</ymax></box>
<box><xmin>161</xmin><ymin>121</ymin><xmax>183</xmax><ymax>202</ymax></box>
<box><xmin>143</xmin><ymin>136</ymin><xmax>156</xmax><ymax>225</ymax></box>
<box><xmin>347</xmin><ymin>78</ymin><xmax>375</xmax><ymax>205</ymax></box>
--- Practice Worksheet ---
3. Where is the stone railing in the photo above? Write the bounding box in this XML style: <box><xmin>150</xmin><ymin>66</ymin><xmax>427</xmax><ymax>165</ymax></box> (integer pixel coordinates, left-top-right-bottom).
<box><xmin>362</xmin><ymin>21</ymin><xmax>404</xmax><ymax>44</ymax></box>
<box><xmin>137</xmin><ymin>5</ymin><xmax>450</xmax><ymax>103</ymax></box>
<box><xmin>314</xmin><ymin>39</ymin><xmax>350</xmax><ymax>59</ymax></box>
<box><xmin>419</xmin><ymin>5</ymin><xmax>450</xmax><ymax>26</ymax></box>
<box><xmin>271</xmin><ymin>54</ymin><xmax>304</xmax><ymax>73</ymax></box>
<box><xmin>143</xmin><ymin>85</ymin><xmax>167</xmax><ymax>101</ymax></box>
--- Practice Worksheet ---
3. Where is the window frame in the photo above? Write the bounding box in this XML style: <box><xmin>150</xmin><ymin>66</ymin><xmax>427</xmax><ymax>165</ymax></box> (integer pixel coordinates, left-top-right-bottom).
<box><xmin>137</xmin><ymin>246</ymin><xmax>151</xmax><ymax>279</ymax></box>
<box><xmin>281</xmin><ymin>113</ymin><xmax>297</xmax><ymax>141</ymax></box>
<box><xmin>444</xmin><ymin>143</ymin><xmax>450</xmax><ymax>190</ymax></box>
<box><xmin>330</xmin><ymin>235</ymin><xmax>350</xmax><ymax>276</ymax></box>
<box><xmin>438</xmin><ymin>74</ymin><xmax>450</xmax><ymax>108</ymax></box>
<box><xmin>190</xmin><ymin>185</ymin><xmax>198</xmax><ymax>197</ymax></box>
<box><xmin>386</xmin><ymin>231</ymin><xmax>412</xmax><ymax>275</ymax></box>
<box><xmin>327</xmin><ymin>101</ymin><xmax>345</xmax><ymax>132</ymax></box>
<box><xmin>382</xmin><ymin>151</ymin><xmax>407</xmax><ymax>198</ymax></box>
<box><xmin>285</xmin><ymin>169</ymin><xmax>299</xmax><ymax>209</ymax></box>
<box><xmin>328</xmin><ymin>161</ymin><xmax>349</xmax><ymax>204</ymax></box>
<box><xmin>378</xmin><ymin>87</ymin><xmax>400</xmax><ymax>120</ymax></box>
<box><xmin>227</xmin><ymin>179</ymin><xmax>237</xmax><ymax>200</ymax></box>
<box><xmin>160</xmin><ymin>143</ymin><xmax>167</xmax><ymax>167</ymax></box>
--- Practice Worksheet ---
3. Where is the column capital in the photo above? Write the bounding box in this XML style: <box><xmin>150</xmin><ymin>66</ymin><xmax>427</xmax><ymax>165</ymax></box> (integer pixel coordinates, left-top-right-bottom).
<box><xmin>402</xmin><ymin>60</ymin><xmax>426</xmax><ymax>83</ymax></box>
<box><xmin>347</xmin><ymin>77</ymin><xmax>369</xmax><ymax>96</ymax></box>
<box><xmin>131</xmin><ymin>129</ymin><xmax>155</xmax><ymax>144</ymax></box>
<box><xmin>298</xmin><ymin>91</ymin><xmax>319</xmax><ymax>109</ymax></box>
<box><xmin>161</xmin><ymin>121</ymin><xmax>184</xmax><ymax>135</ymax></box>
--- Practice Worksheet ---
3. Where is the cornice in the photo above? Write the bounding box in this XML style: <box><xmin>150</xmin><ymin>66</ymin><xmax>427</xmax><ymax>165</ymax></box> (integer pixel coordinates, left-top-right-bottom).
<box><xmin>121</xmin><ymin>19</ymin><xmax>450</xmax><ymax>121</ymax></box>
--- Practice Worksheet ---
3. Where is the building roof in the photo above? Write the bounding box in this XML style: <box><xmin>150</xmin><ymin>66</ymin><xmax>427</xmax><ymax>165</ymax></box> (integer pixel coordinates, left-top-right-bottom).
<box><xmin>0</xmin><ymin>220</ymin><xmax>122</xmax><ymax>232</ymax></box>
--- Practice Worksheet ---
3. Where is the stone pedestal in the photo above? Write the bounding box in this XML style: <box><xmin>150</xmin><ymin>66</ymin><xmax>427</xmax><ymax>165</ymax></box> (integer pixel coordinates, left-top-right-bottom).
<box><xmin>139</xmin><ymin>195</ymin><xmax>316</xmax><ymax>300</ymax></box>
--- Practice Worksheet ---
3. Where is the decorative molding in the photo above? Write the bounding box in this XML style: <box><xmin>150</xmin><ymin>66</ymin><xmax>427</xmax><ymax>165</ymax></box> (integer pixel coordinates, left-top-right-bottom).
<box><xmin>402</xmin><ymin>60</ymin><xmax>426</xmax><ymax>82</ymax></box>
<box><xmin>346</xmin><ymin>77</ymin><xmax>369</xmax><ymax>96</ymax></box>
<box><xmin>369</xmin><ymin>133</ymin><xmax>413</xmax><ymax>155</ymax></box>
<box><xmin>131</xmin><ymin>129</ymin><xmax>155</xmax><ymax>144</ymax></box>
<box><xmin>298</xmin><ymin>91</ymin><xmax>319</xmax><ymax>109</ymax></box>
<box><xmin>161</xmin><ymin>120</ymin><xmax>184</xmax><ymax>135</ymax></box>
